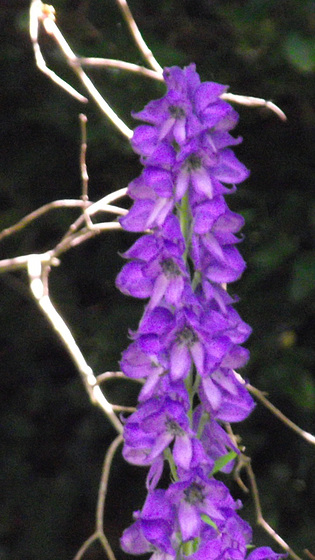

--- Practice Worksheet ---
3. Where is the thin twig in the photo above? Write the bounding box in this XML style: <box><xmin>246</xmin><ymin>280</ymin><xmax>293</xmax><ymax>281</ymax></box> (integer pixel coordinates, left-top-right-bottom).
<box><xmin>244</xmin><ymin>458</ymin><xmax>302</xmax><ymax>560</ymax></box>
<box><xmin>96</xmin><ymin>435</ymin><xmax>123</xmax><ymax>533</ymax></box>
<box><xmin>43</xmin><ymin>15</ymin><xmax>133</xmax><ymax>138</ymax></box>
<box><xmin>221</xmin><ymin>92</ymin><xmax>287</xmax><ymax>121</ymax></box>
<box><xmin>29</xmin><ymin>0</ymin><xmax>87</xmax><ymax>102</ymax></box>
<box><xmin>73</xmin><ymin>533</ymin><xmax>98</xmax><ymax>560</ymax></box>
<box><xmin>30</xmin><ymin>1</ymin><xmax>132</xmax><ymax>137</ymax></box>
<box><xmin>27</xmin><ymin>253</ymin><xmax>123</xmax><ymax>434</ymax></box>
<box><xmin>96</xmin><ymin>371</ymin><xmax>143</xmax><ymax>384</ymax></box>
<box><xmin>79</xmin><ymin>113</ymin><xmax>93</xmax><ymax>225</ymax></box>
<box><xmin>87</xmin><ymin>188</ymin><xmax>128</xmax><ymax>216</ymax></box>
<box><xmin>247</xmin><ymin>384</ymin><xmax>315</xmax><ymax>446</ymax></box>
<box><xmin>0</xmin><ymin>199</ymin><xmax>90</xmax><ymax>243</ymax></box>
<box><xmin>115</xmin><ymin>0</ymin><xmax>163</xmax><ymax>74</ymax></box>
<box><xmin>79</xmin><ymin>57</ymin><xmax>163</xmax><ymax>81</ymax></box>
<box><xmin>73</xmin><ymin>436</ymin><xmax>122</xmax><ymax>560</ymax></box>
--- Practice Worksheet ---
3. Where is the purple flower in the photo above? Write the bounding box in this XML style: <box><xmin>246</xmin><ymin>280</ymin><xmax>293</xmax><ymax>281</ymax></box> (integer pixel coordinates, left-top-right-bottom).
<box><xmin>187</xmin><ymin>515</ymin><xmax>252</xmax><ymax>560</ymax></box>
<box><xmin>116</xmin><ymin>216</ymin><xmax>189</xmax><ymax>308</ymax></box>
<box><xmin>123</xmin><ymin>396</ymin><xmax>201</xmax><ymax>471</ymax></box>
<box><xmin>121</xmin><ymin>489</ymin><xmax>176</xmax><ymax>556</ymax></box>
<box><xmin>246</xmin><ymin>548</ymin><xmax>287</xmax><ymax>560</ymax></box>
<box><xmin>166</xmin><ymin>472</ymin><xmax>241</xmax><ymax>541</ymax></box>
<box><xmin>118</xmin><ymin>63</ymin><xmax>279</xmax><ymax>560</ymax></box>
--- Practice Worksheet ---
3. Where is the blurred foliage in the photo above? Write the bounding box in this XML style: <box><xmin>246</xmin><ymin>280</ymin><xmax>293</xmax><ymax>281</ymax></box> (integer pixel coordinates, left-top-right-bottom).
<box><xmin>0</xmin><ymin>0</ymin><xmax>315</xmax><ymax>559</ymax></box>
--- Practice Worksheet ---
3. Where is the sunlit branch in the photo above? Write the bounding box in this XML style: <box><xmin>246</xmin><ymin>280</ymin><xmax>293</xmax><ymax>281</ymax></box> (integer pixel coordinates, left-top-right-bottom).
<box><xmin>96</xmin><ymin>435</ymin><xmax>124</xmax><ymax>533</ymax></box>
<box><xmin>225</xmin><ymin>424</ymin><xmax>303</xmax><ymax>560</ymax></box>
<box><xmin>29</xmin><ymin>0</ymin><xmax>87</xmax><ymax>102</ymax></box>
<box><xmin>115</xmin><ymin>0</ymin><xmax>163</xmax><ymax>74</ymax></box>
<box><xmin>244</xmin><ymin>458</ymin><xmax>302</xmax><ymax>560</ymax></box>
<box><xmin>79</xmin><ymin>57</ymin><xmax>164</xmax><ymax>81</ymax></box>
<box><xmin>0</xmin><ymin>199</ymin><xmax>90</xmax><ymax>243</ymax></box>
<box><xmin>221</xmin><ymin>92</ymin><xmax>287</xmax><ymax>121</ymax></box>
<box><xmin>44</xmin><ymin>16</ymin><xmax>133</xmax><ymax>138</ymax></box>
<box><xmin>29</xmin><ymin>1</ymin><xmax>133</xmax><ymax>138</ymax></box>
<box><xmin>79</xmin><ymin>113</ymin><xmax>94</xmax><ymax>230</ymax></box>
<box><xmin>87</xmin><ymin>188</ymin><xmax>128</xmax><ymax>216</ymax></box>
<box><xmin>247</xmin><ymin>384</ymin><xmax>315</xmax><ymax>446</ymax></box>
<box><xmin>27</xmin><ymin>253</ymin><xmax>123</xmax><ymax>434</ymax></box>
<box><xmin>73</xmin><ymin>435</ymin><xmax>123</xmax><ymax>560</ymax></box>
<box><xmin>73</xmin><ymin>533</ymin><xmax>98</xmax><ymax>560</ymax></box>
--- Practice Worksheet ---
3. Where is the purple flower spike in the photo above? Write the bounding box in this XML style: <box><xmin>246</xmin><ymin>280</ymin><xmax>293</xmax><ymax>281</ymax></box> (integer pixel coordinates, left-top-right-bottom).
<box><xmin>118</xmin><ymin>63</ymin><xmax>280</xmax><ymax>560</ymax></box>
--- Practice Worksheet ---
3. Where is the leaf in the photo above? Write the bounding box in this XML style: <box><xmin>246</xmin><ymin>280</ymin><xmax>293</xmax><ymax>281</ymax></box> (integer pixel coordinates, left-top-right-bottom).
<box><xmin>201</xmin><ymin>514</ymin><xmax>218</xmax><ymax>530</ymax></box>
<box><xmin>211</xmin><ymin>451</ymin><xmax>237</xmax><ymax>474</ymax></box>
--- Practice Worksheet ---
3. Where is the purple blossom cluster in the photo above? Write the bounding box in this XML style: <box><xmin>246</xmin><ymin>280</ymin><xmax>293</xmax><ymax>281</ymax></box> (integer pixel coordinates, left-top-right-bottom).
<box><xmin>116</xmin><ymin>65</ymin><xmax>283</xmax><ymax>560</ymax></box>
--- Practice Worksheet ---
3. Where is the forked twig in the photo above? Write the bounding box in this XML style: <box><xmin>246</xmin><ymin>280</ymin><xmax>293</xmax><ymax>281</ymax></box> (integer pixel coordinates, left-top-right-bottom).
<box><xmin>227</xmin><ymin>433</ymin><xmax>302</xmax><ymax>560</ymax></box>
<box><xmin>114</xmin><ymin>0</ymin><xmax>163</xmax><ymax>74</ymax></box>
<box><xmin>79</xmin><ymin>57</ymin><xmax>164</xmax><ymax>81</ymax></box>
<box><xmin>247</xmin><ymin>384</ymin><xmax>315</xmax><ymax>446</ymax></box>
<box><xmin>29</xmin><ymin>0</ymin><xmax>87</xmax><ymax>102</ymax></box>
<box><xmin>0</xmin><ymin>199</ymin><xmax>90</xmax><ymax>243</ymax></box>
<box><xmin>243</xmin><ymin>457</ymin><xmax>302</xmax><ymax>560</ymax></box>
<box><xmin>30</xmin><ymin>0</ymin><xmax>133</xmax><ymax>138</ymax></box>
<box><xmin>74</xmin><ymin>434</ymin><xmax>123</xmax><ymax>560</ymax></box>
<box><xmin>30</xmin><ymin>0</ymin><xmax>286</xmax><ymax>135</ymax></box>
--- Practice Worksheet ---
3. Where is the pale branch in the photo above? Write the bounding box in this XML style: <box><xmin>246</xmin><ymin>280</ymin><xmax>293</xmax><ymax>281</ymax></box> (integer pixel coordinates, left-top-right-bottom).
<box><xmin>247</xmin><ymin>384</ymin><xmax>315</xmax><ymax>446</ymax></box>
<box><xmin>29</xmin><ymin>0</ymin><xmax>87</xmax><ymax>103</ymax></box>
<box><xmin>0</xmin><ymin>252</ymin><xmax>55</xmax><ymax>274</ymax></box>
<box><xmin>73</xmin><ymin>534</ymin><xmax>99</xmax><ymax>560</ymax></box>
<box><xmin>226</xmin><ymin>430</ymin><xmax>303</xmax><ymax>560</ymax></box>
<box><xmin>27</xmin><ymin>253</ymin><xmax>123</xmax><ymax>434</ymax></box>
<box><xmin>79</xmin><ymin>57</ymin><xmax>164</xmax><ymax>81</ymax></box>
<box><xmin>96</xmin><ymin>371</ymin><xmax>143</xmax><ymax>385</ymax></box>
<box><xmin>50</xmin><ymin>221</ymin><xmax>122</xmax><ymax>259</ymax></box>
<box><xmin>221</xmin><ymin>92</ymin><xmax>287</xmax><ymax>121</ymax></box>
<box><xmin>43</xmin><ymin>15</ymin><xmax>133</xmax><ymax>138</ymax></box>
<box><xmin>87</xmin><ymin>188</ymin><xmax>128</xmax><ymax>216</ymax></box>
<box><xmin>112</xmin><ymin>405</ymin><xmax>137</xmax><ymax>413</ymax></box>
<box><xmin>79</xmin><ymin>113</ymin><xmax>94</xmax><ymax>229</ymax></box>
<box><xmin>0</xmin><ymin>199</ymin><xmax>91</xmax><ymax>243</ymax></box>
<box><xmin>77</xmin><ymin>56</ymin><xmax>288</xmax><ymax>120</ymax></box>
<box><xmin>114</xmin><ymin>0</ymin><xmax>163</xmax><ymax>74</ymax></box>
<box><xmin>73</xmin><ymin>435</ymin><xmax>123</xmax><ymax>560</ymax></box>
<box><xmin>30</xmin><ymin>1</ymin><xmax>286</xmax><ymax>143</ymax></box>
<box><xmin>29</xmin><ymin>0</ymin><xmax>133</xmax><ymax>138</ymax></box>
<box><xmin>96</xmin><ymin>435</ymin><xmax>124</xmax><ymax>534</ymax></box>
<box><xmin>0</xmin><ymin>220</ymin><xmax>123</xmax><ymax>274</ymax></box>
<box><xmin>244</xmin><ymin>458</ymin><xmax>303</xmax><ymax>560</ymax></box>
<box><xmin>54</xmin><ymin>188</ymin><xmax>128</xmax><ymax>253</ymax></box>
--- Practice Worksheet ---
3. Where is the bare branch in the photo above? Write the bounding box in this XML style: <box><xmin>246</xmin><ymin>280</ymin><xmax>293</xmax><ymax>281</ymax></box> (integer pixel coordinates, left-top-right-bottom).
<box><xmin>27</xmin><ymin>253</ymin><xmax>123</xmax><ymax>434</ymax></box>
<box><xmin>79</xmin><ymin>57</ymin><xmax>164</xmax><ymax>81</ymax></box>
<box><xmin>221</xmin><ymin>92</ymin><xmax>287</xmax><ymax>121</ymax></box>
<box><xmin>43</xmin><ymin>15</ymin><xmax>133</xmax><ymax>138</ymax></box>
<box><xmin>73</xmin><ymin>533</ymin><xmax>98</xmax><ymax>560</ymax></box>
<box><xmin>73</xmin><ymin>435</ymin><xmax>123</xmax><ymax>560</ymax></box>
<box><xmin>247</xmin><ymin>384</ymin><xmax>315</xmax><ymax>446</ymax></box>
<box><xmin>30</xmin><ymin>1</ymin><xmax>133</xmax><ymax>138</ymax></box>
<box><xmin>115</xmin><ymin>0</ymin><xmax>163</xmax><ymax>74</ymax></box>
<box><xmin>0</xmin><ymin>199</ymin><xmax>90</xmax><ymax>243</ymax></box>
<box><xmin>244</xmin><ymin>458</ymin><xmax>302</xmax><ymax>560</ymax></box>
<box><xmin>96</xmin><ymin>435</ymin><xmax>123</xmax><ymax>533</ymax></box>
<box><xmin>29</xmin><ymin>0</ymin><xmax>88</xmax><ymax>102</ymax></box>
<box><xmin>79</xmin><ymin>113</ymin><xmax>94</xmax><ymax>229</ymax></box>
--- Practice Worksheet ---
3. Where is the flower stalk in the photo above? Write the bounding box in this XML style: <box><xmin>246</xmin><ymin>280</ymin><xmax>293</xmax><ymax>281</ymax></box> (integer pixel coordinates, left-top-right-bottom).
<box><xmin>116</xmin><ymin>64</ymin><xmax>286</xmax><ymax>560</ymax></box>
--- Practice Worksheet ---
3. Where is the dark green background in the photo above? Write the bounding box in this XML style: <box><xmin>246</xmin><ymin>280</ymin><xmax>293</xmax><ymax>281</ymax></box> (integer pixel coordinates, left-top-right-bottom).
<box><xmin>0</xmin><ymin>1</ymin><xmax>315</xmax><ymax>559</ymax></box>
